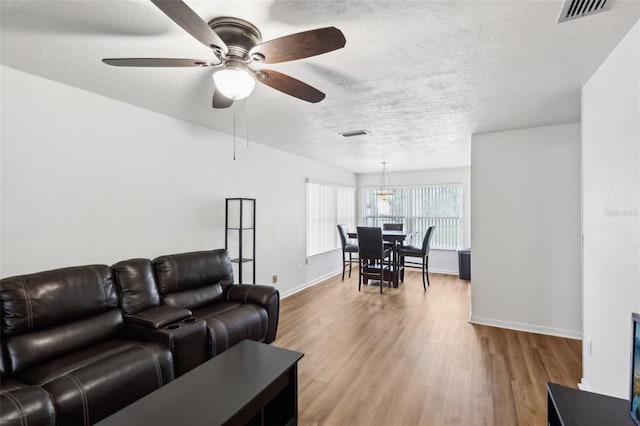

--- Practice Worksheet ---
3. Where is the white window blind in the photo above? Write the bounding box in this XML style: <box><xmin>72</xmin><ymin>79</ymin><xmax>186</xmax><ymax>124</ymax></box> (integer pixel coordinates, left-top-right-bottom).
<box><xmin>361</xmin><ymin>185</ymin><xmax>463</xmax><ymax>249</ymax></box>
<box><xmin>307</xmin><ymin>181</ymin><xmax>355</xmax><ymax>257</ymax></box>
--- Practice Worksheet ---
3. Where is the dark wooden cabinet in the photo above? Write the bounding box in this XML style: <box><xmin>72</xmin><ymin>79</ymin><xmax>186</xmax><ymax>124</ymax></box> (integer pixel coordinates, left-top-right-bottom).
<box><xmin>547</xmin><ymin>382</ymin><xmax>635</xmax><ymax>426</ymax></box>
<box><xmin>225</xmin><ymin>198</ymin><xmax>256</xmax><ymax>284</ymax></box>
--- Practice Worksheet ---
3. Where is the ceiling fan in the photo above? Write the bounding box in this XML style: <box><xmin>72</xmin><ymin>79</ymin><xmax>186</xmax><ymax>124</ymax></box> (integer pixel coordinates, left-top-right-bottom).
<box><xmin>102</xmin><ymin>0</ymin><xmax>346</xmax><ymax>109</ymax></box>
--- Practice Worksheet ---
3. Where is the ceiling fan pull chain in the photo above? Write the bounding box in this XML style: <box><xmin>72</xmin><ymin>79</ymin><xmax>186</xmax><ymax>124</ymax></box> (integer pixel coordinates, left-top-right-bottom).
<box><xmin>246</xmin><ymin>98</ymin><xmax>250</xmax><ymax>148</ymax></box>
<box><xmin>233</xmin><ymin>112</ymin><xmax>236</xmax><ymax>161</ymax></box>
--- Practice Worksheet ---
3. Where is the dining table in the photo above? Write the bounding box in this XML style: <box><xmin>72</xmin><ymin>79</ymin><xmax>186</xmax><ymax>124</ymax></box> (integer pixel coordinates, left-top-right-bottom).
<box><xmin>347</xmin><ymin>229</ymin><xmax>408</xmax><ymax>288</ymax></box>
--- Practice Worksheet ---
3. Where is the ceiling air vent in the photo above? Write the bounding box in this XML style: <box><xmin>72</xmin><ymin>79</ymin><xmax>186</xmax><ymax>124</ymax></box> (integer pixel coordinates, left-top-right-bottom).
<box><xmin>340</xmin><ymin>130</ymin><xmax>369</xmax><ymax>137</ymax></box>
<box><xmin>558</xmin><ymin>0</ymin><xmax>613</xmax><ymax>23</ymax></box>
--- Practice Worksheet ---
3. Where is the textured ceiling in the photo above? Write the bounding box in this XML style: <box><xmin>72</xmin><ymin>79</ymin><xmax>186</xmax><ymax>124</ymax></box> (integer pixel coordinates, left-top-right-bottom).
<box><xmin>1</xmin><ymin>1</ymin><xmax>639</xmax><ymax>173</ymax></box>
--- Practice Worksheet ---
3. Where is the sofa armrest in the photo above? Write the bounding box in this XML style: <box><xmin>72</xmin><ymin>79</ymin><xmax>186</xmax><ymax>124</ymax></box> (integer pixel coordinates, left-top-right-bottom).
<box><xmin>125</xmin><ymin>305</ymin><xmax>192</xmax><ymax>329</ymax></box>
<box><xmin>224</xmin><ymin>284</ymin><xmax>279</xmax><ymax>343</ymax></box>
<box><xmin>125</xmin><ymin>318</ymin><xmax>207</xmax><ymax>377</ymax></box>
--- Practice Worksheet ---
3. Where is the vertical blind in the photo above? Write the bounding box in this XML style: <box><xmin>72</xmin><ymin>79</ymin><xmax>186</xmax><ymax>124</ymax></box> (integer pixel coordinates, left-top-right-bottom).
<box><xmin>306</xmin><ymin>181</ymin><xmax>356</xmax><ymax>257</ymax></box>
<box><xmin>361</xmin><ymin>185</ymin><xmax>463</xmax><ymax>249</ymax></box>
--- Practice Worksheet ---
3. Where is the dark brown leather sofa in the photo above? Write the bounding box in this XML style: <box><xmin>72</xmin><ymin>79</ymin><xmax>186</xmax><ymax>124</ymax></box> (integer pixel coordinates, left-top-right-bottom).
<box><xmin>113</xmin><ymin>249</ymin><xmax>279</xmax><ymax>362</ymax></box>
<box><xmin>0</xmin><ymin>249</ymin><xmax>279</xmax><ymax>426</ymax></box>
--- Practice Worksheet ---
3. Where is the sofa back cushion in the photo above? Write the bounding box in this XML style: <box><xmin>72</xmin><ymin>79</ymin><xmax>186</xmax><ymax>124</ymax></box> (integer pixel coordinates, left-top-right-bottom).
<box><xmin>112</xmin><ymin>258</ymin><xmax>161</xmax><ymax>315</ymax></box>
<box><xmin>152</xmin><ymin>249</ymin><xmax>232</xmax><ymax>310</ymax></box>
<box><xmin>8</xmin><ymin>310</ymin><xmax>123</xmax><ymax>374</ymax></box>
<box><xmin>161</xmin><ymin>285</ymin><xmax>224</xmax><ymax>311</ymax></box>
<box><xmin>0</xmin><ymin>265</ymin><xmax>121</xmax><ymax>374</ymax></box>
<box><xmin>1</xmin><ymin>265</ymin><xmax>118</xmax><ymax>335</ymax></box>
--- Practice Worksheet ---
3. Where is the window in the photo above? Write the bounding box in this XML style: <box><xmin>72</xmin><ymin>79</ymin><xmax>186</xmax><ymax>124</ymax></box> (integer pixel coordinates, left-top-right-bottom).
<box><xmin>361</xmin><ymin>185</ymin><xmax>463</xmax><ymax>249</ymax></box>
<box><xmin>306</xmin><ymin>181</ymin><xmax>356</xmax><ymax>257</ymax></box>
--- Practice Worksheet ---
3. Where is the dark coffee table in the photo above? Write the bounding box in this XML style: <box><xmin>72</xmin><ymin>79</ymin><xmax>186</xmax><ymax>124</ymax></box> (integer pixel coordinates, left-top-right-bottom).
<box><xmin>96</xmin><ymin>340</ymin><xmax>304</xmax><ymax>426</ymax></box>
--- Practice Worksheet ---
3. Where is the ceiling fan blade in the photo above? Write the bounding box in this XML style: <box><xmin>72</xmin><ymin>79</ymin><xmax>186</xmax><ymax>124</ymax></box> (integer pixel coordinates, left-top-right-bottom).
<box><xmin>254</xmin><ymin>69</ymin><xmax>325</xmax><ymax>103</ymax></box>
<box><xmin>250</xmin><ymin>27</ymin><xmax>345</xmax><ymax>64</ymax></box>
<box><xmin>102</xmin><ymin>58</ymin><xmax>219</xmax><ymax>67</ymax></box>
<box><xmin>151</xmin><ymin>0</ymin><xmax>228</xmax><ymax>55</ymax></box>
<box><xmin>212</xmin><ymin>89</ymin><xmax>233</xmax><ymax>109</ymax></box>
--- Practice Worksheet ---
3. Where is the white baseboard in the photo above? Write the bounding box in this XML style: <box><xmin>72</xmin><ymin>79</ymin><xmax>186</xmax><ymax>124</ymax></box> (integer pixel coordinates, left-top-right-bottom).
<box><xmin>469</xmin><ymin>315</ymin><xmax>583</xmax><ymax>340</ymax></box>
<box><xmin>578</xmin><ymin>378</ymin><xmax>590</xmax><ymax>391</ymax></box>
<box><xmin>280</xmin><ymin>270</ymin><xmax>341</xmax><ymax>299</ymax></box>
<box><xmin>402</xmin><ymin>266</ymin><xmax>458</xmax><ymax>275</ymax></box>
<box><xmin>430</xmin><ymin>268</ymin><xmax>458</xmax><ymax>275</ymax></box>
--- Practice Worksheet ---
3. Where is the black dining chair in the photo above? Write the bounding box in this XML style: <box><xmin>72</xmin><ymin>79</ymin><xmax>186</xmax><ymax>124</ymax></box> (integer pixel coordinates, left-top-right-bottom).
<box><xmin>337</xmin><ymin>224</ymin><xmax>359</xmax><ymax>281</ymax></box>
<box><xmin>382</xmin><ymin>223</ymin><xmax>403</xmax><ymax>231</ymax></box>
<box><xmin>382</xmin><ymin>223</ymin><xmax>403</xmax><ymax>249</ymax></box>
<box><xmin>356</xmin><ymin>226</ymin><xmax>392</xmax><ymax>293</ymax></box>
<box><xmin>398</xmin><ymin>226</ymin><xmax>435</xmax><ymax>291</ymax></box>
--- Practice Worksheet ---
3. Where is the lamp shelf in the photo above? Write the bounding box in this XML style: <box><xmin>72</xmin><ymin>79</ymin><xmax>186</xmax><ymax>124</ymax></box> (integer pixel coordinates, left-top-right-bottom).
<box><xmin>225</xmin><ymin>198</ymin><xmax>256</xmax><ymax>284</ymax></box>
<box><xmin>231</xmin><ymin>258</ymin><xmax>254</xmax><ymax>264</ymax></box>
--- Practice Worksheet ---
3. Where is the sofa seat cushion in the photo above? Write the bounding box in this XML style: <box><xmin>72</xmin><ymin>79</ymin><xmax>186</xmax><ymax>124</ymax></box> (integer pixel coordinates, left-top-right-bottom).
<box><xmin>16</xmin><ymin>339</ymin><xmax>173</xmax><ymax>426</ymax></box>
<box><xmin>0</xmin><ymin>383</ymin><xmax>56</xmax><ymax>426</ymax></box>
<box><xmin>193</xmin><ymin>302</ymin><xmax>268</xmax><ymax>357</ymax></box>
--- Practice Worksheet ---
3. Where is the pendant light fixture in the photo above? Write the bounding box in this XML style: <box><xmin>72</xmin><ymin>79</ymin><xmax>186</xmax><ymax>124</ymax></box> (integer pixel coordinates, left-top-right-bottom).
<box><xmin>377</xmin><ymin>162</ymin><xmax>394</xmax><ymax>201</ymax></box>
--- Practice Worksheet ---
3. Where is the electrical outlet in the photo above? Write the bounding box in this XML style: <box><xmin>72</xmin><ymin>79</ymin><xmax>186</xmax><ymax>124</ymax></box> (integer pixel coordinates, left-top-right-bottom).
<box><xmin>272</xmin><ymin>275</ymin><xmax>278</xmax><ymax>284</ymax></box>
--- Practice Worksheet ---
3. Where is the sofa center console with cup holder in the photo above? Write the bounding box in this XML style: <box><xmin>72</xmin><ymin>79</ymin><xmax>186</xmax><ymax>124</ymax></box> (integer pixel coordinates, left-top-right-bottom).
<box><xmin>126</xmin><ymin>314</ymin><xmax>208</xmax><ymax>378</ymax></box>
<box><xmin>168</xmin><ymin>318</ymin><xmax>207</xmax><ymax>377</ymax></box>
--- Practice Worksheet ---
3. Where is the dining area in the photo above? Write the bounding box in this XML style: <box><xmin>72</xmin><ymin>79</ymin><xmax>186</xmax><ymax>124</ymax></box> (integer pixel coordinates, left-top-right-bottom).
<box><xmin>337</xmin><ymin>223</ymin><xmax>435</xmax><ymax>293</ymax></box>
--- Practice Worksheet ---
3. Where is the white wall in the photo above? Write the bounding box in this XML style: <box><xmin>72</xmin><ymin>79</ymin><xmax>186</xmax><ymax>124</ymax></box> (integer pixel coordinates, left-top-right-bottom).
<box><xmin>470</xmin><ymin>123</ymin><xmax>582</xmax><ymax>339</ymax></box>
<box><xmin>581</xmin><ymin>20</ymin><xmax>640</xmax><ymax>398</ymax></box>
<box><xmin>356</xmin><ymin>167</ymin><xmax>471</xmax><ymax>274</ymax></box>
<box><xmin>0</xmin><ymin>66</ymin><xmax>355</xmax><ymax>296</ymax></box>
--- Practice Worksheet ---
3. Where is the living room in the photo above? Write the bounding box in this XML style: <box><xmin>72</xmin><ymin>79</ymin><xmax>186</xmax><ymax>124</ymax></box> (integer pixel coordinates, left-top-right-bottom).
<box><xmin>1</xmin><ymin>1</ymin><xmax>639</xmax><ymax>425</ymax></box>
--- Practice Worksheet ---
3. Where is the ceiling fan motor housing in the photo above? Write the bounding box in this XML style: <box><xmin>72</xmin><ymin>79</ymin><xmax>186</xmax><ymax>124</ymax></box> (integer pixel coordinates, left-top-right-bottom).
<box><xmin>208</xmin><ymin>17</ymin><xmax>262</xmax><ymax>60</ymax></box>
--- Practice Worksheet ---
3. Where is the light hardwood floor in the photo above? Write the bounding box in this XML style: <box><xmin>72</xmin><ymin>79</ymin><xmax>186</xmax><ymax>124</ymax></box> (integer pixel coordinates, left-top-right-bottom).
<box><xmin>273</xmin><ymin>269</ymin><xmax>582</xmax><ymax>426</ymax></box>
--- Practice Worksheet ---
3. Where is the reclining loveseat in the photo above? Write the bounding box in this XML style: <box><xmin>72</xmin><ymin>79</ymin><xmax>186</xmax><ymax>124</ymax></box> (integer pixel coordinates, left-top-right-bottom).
<box><xmin>0</xmin><ymin>249</ymin><xmax>279</xmax><ymax>426</ymax></box>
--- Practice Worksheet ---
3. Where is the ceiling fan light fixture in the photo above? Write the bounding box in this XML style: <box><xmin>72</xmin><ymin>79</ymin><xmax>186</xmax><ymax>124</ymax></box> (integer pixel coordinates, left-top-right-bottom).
<box><xmin>213</xmin><ymin>67</ymin><xmax>255</xmax><ymax>100</ymax></box>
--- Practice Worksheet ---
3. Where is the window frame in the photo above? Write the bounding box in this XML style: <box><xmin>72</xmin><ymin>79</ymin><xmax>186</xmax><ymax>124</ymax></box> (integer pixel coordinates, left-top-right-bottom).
<box><xmin>306</xmin><ymin>180</ymin><xmax>356</xmax><ymax>258</ymax></box>
<box><xmin>359</xmin><ymin>184</ymin><xmax>463</xmax><ymax>250</ymax></box>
